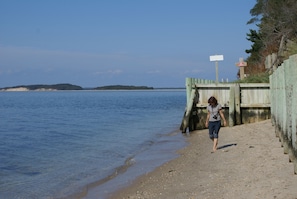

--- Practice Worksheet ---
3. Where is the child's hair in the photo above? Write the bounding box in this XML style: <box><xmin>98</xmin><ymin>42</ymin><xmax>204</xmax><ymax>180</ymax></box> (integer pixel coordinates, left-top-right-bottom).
<box><xmin>208</xmin><ymin>96</ymin><xmax>218</xmax><ymax>106</ymax></box>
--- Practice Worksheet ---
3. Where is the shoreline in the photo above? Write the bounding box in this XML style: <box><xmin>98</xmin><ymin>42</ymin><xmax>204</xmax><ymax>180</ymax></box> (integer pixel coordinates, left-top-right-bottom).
<box><xmin>107</xmin><ymin>120</ymin><xmax>297</xmax><ymax>199</ymax></box>
<box><xmin>80</xmin><ymin>130</ymin><xmax>188</xmax><ymax>199</ymax></box>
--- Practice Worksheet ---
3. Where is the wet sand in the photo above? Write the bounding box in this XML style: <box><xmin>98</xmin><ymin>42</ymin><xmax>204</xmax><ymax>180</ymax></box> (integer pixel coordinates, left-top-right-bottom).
<box><xmin>109</xmin><ymin>120</ymin><xmax>297</xmax><ymax>199</ymax></box>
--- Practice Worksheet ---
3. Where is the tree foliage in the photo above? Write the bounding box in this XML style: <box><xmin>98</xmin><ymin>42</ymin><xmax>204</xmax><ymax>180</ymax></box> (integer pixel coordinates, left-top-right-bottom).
<box><xmin>235</xmin><ymin>72</ymin><xmax>269</xmax><ymax>83</ymax></box>
<box><xmin>245</xmin><ymin>0</ymin><xmax>297</xmax><ymax>75</ymax></box>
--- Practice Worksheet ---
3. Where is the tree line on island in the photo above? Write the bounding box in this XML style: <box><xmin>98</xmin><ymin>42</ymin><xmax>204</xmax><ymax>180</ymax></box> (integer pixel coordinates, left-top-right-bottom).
<box><xmin>0</xmin><ymin>84</ymin><xmax>155</xmax><ymax>91</ymax></box>
<box><xmin>94</xmin><ymin>85</ymin><xmax>153</xmax><ymax>90</ymax></box>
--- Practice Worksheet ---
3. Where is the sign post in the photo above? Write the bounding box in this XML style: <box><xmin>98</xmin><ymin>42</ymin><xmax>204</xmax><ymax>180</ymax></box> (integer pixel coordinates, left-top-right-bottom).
<box><xmin>235</xmin><ymin>58</ymin><xmax>247</xmax><ymax>80</ymax></box>
<box><xmin>210</xmin><ymin>55</ymin><xmax>224</xmax><ymax>84</ymax></box>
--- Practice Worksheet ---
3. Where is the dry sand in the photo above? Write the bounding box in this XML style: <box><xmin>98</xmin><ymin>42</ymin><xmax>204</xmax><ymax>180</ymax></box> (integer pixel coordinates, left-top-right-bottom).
<box><xmin>109</xmin><ymin>120</ymin><xmax>297</xmax><ymax>199</ymax></box>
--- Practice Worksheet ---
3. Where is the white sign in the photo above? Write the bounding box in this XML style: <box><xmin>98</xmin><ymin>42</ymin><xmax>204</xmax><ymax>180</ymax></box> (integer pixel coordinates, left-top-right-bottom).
<box><xmin>209</xmin><ymin>55</ymin><xmax>224</xmax><ymax>61</ymax></box>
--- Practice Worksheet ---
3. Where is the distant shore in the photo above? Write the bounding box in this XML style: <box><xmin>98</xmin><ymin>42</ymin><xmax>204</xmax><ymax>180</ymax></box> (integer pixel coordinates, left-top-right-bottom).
<box><xmin>1</xmin><ymin>87</ymin><xmax>58</xmax><ymax>91</ymax></box>
<box><xmin>0</xmin><ymin>84</ymin><xmax>185</xmax><ymax>91</ymax></box>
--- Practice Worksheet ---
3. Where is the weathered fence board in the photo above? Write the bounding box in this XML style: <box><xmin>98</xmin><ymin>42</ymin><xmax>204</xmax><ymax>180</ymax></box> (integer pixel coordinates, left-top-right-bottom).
<box><xmin>270</xmin><ymin>54</ymin><xmax>297</xmax><ymax>174</ymax></box>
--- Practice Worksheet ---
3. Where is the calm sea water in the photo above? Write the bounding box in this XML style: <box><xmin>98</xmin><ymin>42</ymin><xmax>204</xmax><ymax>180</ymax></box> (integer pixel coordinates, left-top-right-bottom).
<box><xmin>0</xmin><ymin>90</ymin><xmax>187</xmax><ymax>199</ymax></box>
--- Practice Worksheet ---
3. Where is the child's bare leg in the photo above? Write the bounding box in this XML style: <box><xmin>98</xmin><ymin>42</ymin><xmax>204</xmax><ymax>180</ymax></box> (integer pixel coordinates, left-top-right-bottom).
<box><xmin>213</xmin><ymin>138</ymin><xmax>218</xmax><ymax>152</ymax></box>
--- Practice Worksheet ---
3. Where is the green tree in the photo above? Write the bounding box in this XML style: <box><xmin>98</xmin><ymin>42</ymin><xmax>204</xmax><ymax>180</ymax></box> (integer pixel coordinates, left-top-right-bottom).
<box><xmin>245</xmin><ymin>29</ymin><xmax>264</xmax><ymax>74</ymax></box>
<box><xmin>246</xmin><ymin>0</ymin><xmax>297</xmax><ymax>75</ymax></box>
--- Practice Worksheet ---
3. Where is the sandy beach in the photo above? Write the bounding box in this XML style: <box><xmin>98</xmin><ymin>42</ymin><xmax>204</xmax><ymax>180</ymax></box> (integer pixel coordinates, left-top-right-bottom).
<box><xmin>109</xmin><ymin>120</ymin><xmax>297</xmax><ymax>199</ymax></box>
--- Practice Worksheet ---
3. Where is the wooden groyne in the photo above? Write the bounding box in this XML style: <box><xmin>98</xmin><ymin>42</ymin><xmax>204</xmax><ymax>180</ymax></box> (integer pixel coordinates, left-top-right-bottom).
<box><xmin>180</xmin><ymin>78</ymin><xmax>270</xmax><ymax>133</ymax></box>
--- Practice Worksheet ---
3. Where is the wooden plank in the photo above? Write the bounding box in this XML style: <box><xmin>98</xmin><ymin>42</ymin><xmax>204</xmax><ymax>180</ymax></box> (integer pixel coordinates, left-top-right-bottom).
<box><xmin>229</xmin><ymin>85</ymin><xmax>235</xmax><ymax>127</ymax></box>
<box><xmin>194</xmin><ymin>83</ymin><xmax>232</xmax><ymax>88</ymax></box>
<box><xmin>240</xmin><ymin>104</ymin><xmax>271</xmax><ymax>108</ymax></box>
<box><xmin>239</xmin><ymin>83</ymin><xmax>270</xmax><ymax>88</ymax></box>
<box><xmin>195</xmin><ymin>83</ymin><xmax>270</xmax><ymax>88</ymax></box>
<box><xmin>186</xmin><ymin>78</ymin><xmax>192</xmax><ymax>106</ymax></box>
<box><xmin>235</xmin><ymin>83</ymin><xmax>241</xmax><ymax>125</ymax></box>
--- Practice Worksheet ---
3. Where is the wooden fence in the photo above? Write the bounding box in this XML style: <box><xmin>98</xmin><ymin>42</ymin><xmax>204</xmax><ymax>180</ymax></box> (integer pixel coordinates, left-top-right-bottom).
<box><xmin>270</xmin><ymin>54</ymin><xmax>297</xmax><ymax>174</ymax></box>
<box><xmin>181</xmin><ymin>53</ymin><xmax>297</xmax><ymax>174</ymax></box>
<box><xmin>180</xmin><ymin>78</ymin><xmax>270</xmax><ymax>132</ymax></box>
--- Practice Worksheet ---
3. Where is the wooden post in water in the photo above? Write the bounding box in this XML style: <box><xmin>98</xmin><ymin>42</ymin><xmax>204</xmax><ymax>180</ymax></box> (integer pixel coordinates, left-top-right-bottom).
<box><xmin>180</xmin><ymin>89</ymin><xmax>196</xmax><ymax>133</ymax></box>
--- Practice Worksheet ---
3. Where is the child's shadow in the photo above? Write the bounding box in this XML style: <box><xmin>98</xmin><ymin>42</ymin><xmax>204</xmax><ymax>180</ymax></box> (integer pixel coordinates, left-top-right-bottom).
<box><xmin>217</xmin><ymin>143</ymin><xmax>237</xmax><ymax>150</ymax></box>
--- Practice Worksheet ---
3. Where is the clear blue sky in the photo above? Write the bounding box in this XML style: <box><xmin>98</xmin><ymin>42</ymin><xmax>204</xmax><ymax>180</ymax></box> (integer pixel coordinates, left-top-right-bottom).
<box><xmin>0</xmin><ymin>0</ymin><xmax>257</xmax><ymax>88</ymax></box>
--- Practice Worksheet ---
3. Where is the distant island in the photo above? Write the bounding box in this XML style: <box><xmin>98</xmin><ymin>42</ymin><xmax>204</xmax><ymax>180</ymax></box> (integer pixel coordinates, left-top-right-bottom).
<box><xmin>0</xmin><ymin>84</ymin><xmax>82</xmax><ymax>91</ymax></box>
<box><xmin>94</xmin><ymin>85</ymin><xmax>154</xmax><ymax>90</ymax></box>
<box><xmin>0</xmin><ymin>84</ymin><xmax>155</xmax><ymax>91</ymax></box>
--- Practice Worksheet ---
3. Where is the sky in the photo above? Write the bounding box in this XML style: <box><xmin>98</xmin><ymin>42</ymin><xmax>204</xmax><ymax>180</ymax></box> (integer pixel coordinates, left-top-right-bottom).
<box><xmin>0</xmin><ymin>0</ymin><xmax>257</xmax><ymax>88</ymax></box>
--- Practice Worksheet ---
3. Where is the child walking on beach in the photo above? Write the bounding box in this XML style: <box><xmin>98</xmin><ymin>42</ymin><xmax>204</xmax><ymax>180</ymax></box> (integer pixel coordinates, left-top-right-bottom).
<box><xmin>205</xmin><ymin>96</ymin><xmax>227</xmax><ymax>153</ymax></box>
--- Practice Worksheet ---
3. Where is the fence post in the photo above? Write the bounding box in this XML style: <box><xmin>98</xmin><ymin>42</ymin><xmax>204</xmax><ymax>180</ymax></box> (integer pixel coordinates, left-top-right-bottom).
<box><xmin>229</xmin><ymin>85</ymin><xmax>235</xmax><ymax>126</ymax></box>
<box><xmin>180</xmin><ymin>89</ymin><xmax>196</xmax><ymax>133</ymax></box>
<box><xmin>235</xmin><ymin>83</ymin><xmax>241</xmax><ymax>125</ymax></box>
<box><xmin>186</xmin><ymin>78</ymin><xmax>192</xmax><ymax>106</ymax></box>
<box><xmin>289</xmin><ymin>54</ymin><xmax>297</xmax><ymax>174</ymax></box>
